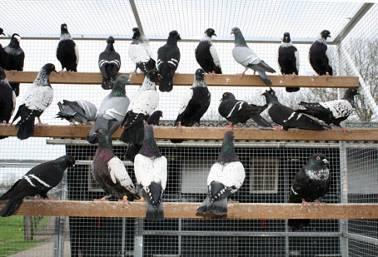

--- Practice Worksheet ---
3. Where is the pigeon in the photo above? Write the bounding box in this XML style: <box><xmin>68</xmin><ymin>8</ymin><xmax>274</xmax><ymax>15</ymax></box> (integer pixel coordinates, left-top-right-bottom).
<box><xmin>288</xmin><ymin>154</ymin><xmax>330</xmax><ymax>230</ymax></box>
<box><xmin>88</xmin><ymin>74</ymin><xmax>130</xmax><ymax>144</ymax></box>
<box><xmin>297</xmin><ymin>88</ymin><xmax>358</xmax><ymax>127</ymax></box>
<box><xmin>134</xmin><ymin>125</ymin><xmax>167</xmax><ymax>221</ymax></box>
<box><xmin>11</xmin><ymin>63</ymin><xmax>56</xmax><ymax>140</ymax></box>
<box><xmin>98</xmin><ymin>36</ymin><xmax>121</xmax><ymax>89</ymax></box>
<box><xmin>278</xmin><ymin>32</ymin><xmax>300</xmax><ymax>92</ymax></box>
<box><xmin>195</xmin><ymin>28</ymin><xmax>222</xmax><ymax>74</ymax></box>
<box><xmin>129</xmin><ymin>27</ymin><xmax>156</xmax><ymax>73</ymax></box>
<box><xmin>262</xmin><ymin>88</ymin><xmax>328</xmax><ymax>130</ymax></box>
<box><xmin>0</xmin><ymin>155</ymin><xmax>75</xmax><ymax>217</ymax></box>
<box><xmin>175</xmin><ymin>68</ymin><xmax>210</xmax><ymax>127</ymax></box>
<box><xmin>0</xmin><ymin>67</ymin><xmax>16</xmax><ymax>124</ymax></box>
<box><xmin>197</xmin><ymin>131</ymin><xmax>245</xmax><ymax>218</ymax></box>
<box><xmin>309</xmin><ymin>30</ymin><xmax>333</xmax><ymax>76</ymax></box>
<box><xmin>0</xmin><ymin>27</ymin><xmax>7</xmax><ymax>68</ymax></box>
<box><xmin>56</xmin><ymin>23</ymin><xmax>79</xmax><ymax>72</ymax></box>
<box><xmin>157</xmin><ymin>30</ymin><xmax>181</xmax><ymax>92</ymax></box>
<box><xmin>92</xmin><ymin>129</ymin><xmax>140</xmax><ymax>202</ymax></box>
<box><xmin>218</xmin><ymin>92</ymin><xmax>271</xmax><ymax>128</ymax></box>
<box><xmin>56</xmin><ymin>100</ymin><xmax>97</xmax><ymax>124</ymax></box>
<box><xmin>120</xmin><ymin>70</ymin><xmax>159</xmax><ymax>144</ymax></box>
<box><xmin>231</xmin><ymin>27</ymin><xmax>276</xmax><ymax>86</ymax></box>
<box><xmin>3</xmin><ymin>33</ymin><xmax>25</xmax><ymax>96</ymax></box>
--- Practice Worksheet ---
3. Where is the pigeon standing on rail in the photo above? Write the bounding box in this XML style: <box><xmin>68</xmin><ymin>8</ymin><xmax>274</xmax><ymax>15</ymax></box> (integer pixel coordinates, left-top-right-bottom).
<box><xmin>57</xmin><ymin>23</ymin><xmax>79</xmax><ymax>72</ymax></box>
<box><xmin>231</xmin><ymin>27</ymin><xmax>275</xmax><ymax>86</ymax></box>
<box><xmin>129</xmin><ymin>27</ymin><xmax>156</xmax><ymax>73</ymax></box>
<box><xmin>278</xmin><ymin>32</ymin><xmax>300</xmax><ymax>92</ymax></box>
<box><xmin>98</xmin><ymin>36</ymin><xmax>121</xmax><ymax>89</ymax></box>
<box><xmin>157</xmin><ymin>30</ymin><xmax>181</xmax><ymax>92</ymax></box>
<box><xmin>88</xmin><ymin>74</ymin><xmax>130</xmax><ymax>144</ymax></box>
<box><xmin>195</xmin><ymin>28</ymin><xmax>222</xmax><ymax>74</ymax></box>
<box><xmin>197</xmin><ymin>131</ymin><xmax>245</xmax><ymax>218</ymax></box>
<box><xmin>218</xmin><ymin>92</ymin><xmax>271</xmax><ymax>128</ymax></box>
<box><xmin>288</xmin><ymin>154</ymin><xmax>330</xmax><ymax>230</ymax></box>
<box><xmin>0</xmin><ymin>155</ymin><xmax>75</xmax><ymax>217</ymax></box>
<box><xmin>3</xmin><ymin>33</ymin><xmax>25</xmax><ymax>96</ymax></box>
<box><xmin>309</xmin><ymin>30</ymin><xmax>333</xmax><ymax>76</ymax></box>
<box><xmin>56</xmin><ymin>100</ymin><xmax>97</xmax><ymax>124</ymax></box>
<box><xmin>0</xmin><ymin>28</ymin><xmax>7</xmax><ymax>68</ymax></box>
<box><xmin>11</xmin><ymin>63</ymin><xmax>56</xmax><ymax>140</ymax></box>
<box><xmin>134</xmin><ymin>125</ymin><xmax>167</xmax><ymax>221</ymax></box>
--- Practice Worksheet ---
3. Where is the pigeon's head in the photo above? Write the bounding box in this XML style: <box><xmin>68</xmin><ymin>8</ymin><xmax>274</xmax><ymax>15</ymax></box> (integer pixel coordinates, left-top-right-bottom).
<box><xmin>195</xmin><ymin>68</ymin><xmax>205</xmax><ymax>81</ymax></box>
<box><xmin>11</xmin><ymin>33</ymin><xmax>21</xmax><ymax>43</ymax></box>
<box><xmin>146</xmin><ymin>69</ymin><xmax>160</xmax><ymax>83</ymax></box>
<box><xmin>218</xmin><ymin>130</ymin><xmax>239</xmax><ymax>163</ymax></box>
<box><xmin>282</xmin><ymin>32</ymin><xmax>291</xmax><ymax>43</ymax></box>
<box><xmin>309</xmin><ymin>153</ymin><xmax>329</xmax><ymax>167</ymax></box>
<box><xmin>106</xmin><ymin>36</ymin><xmax>115</xmax><ymax>44</ymax></box>
<box><xmin>42</xmin><ymin>63</ymin><xmax>57</xmax><ymax>75</ymax></box>
<box><xmin>221</xmin><ymin>92</ymin><xmax>236</xmax><ymax>101</ymax></box>
<box><xmin>262</xmin><ymin>88</ymin><xmax>278</xmax><ymax>103</ymax></box>
<box><xmin>64</xmin><ymin>155</ymin><xmax>75</xmax><ymax>167</ymax></box>
<box><xmin>231</xmin><ymin>27</ymin><xmax>241</xmax><ymax>35</ymax></box>
<box><xmin>113</xmin><ymin>74</ymin><xmax>130</xmax><ymax>88</ymax></box>
<box><xmin>168</xmin><ymin>30</ymin><xmax>181</xmax><ymax>41</ymax></box>
<box><xmin>204</xmin><ymin>28</ymin><xmax>216</xmax><ymax>38</ymax></box>
<box><xmin>320</xmin><ymin>30</ymin><xmax>331</xmax><ymax>39</ymax></box>
<box><xmin>0</xmin><ymin>28</ymin><xmax>4</xmax><ymax>36</ymax></box>
<box><xmin>132</xmin><ymin>27</ymin><xmax>141</xmax><ymax>40</ymax></box>
<box><xmin>0</xmin><ymin>67</ymin><xmax>5</xmax><ymax>80</ymax></box>
<box><xmin>61</xmin><ymin>23</ymin><xmax>69</xmax><ymax>33</ymax></box>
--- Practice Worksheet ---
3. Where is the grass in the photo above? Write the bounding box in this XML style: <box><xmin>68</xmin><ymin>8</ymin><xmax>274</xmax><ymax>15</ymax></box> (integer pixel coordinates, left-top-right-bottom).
<box><xmin>0</xmin><ymin>216</ymin><xmax>45</xmax><ymax>257</ymax></box>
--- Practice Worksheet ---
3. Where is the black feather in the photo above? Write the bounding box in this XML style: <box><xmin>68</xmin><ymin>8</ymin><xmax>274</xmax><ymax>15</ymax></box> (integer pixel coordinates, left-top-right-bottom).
<box><xmin>144</xmin><ymin>182</ymin><xmax>164</xmax><ymax>221</ymax></box>
<box><xmin>120</xmin><ymin>112</ymin><xmax>145</xmax><ymax>144</ymax></box>
<box><xmin>13</xmin><ymin>104</ymin><xmax>42</xmax><ymax>140</ymax></box>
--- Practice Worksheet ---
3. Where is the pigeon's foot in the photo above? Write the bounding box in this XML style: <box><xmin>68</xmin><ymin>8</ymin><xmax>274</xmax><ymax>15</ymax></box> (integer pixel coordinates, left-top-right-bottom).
<box><xmin>95</xmin><ymin>195</ymin><xmax>112</xmax><ymax>201</ymax></box>
<box><xmin>120</xmin><ymin>195</ymin><xmax>129</xmax><ymax>205</ymax></box>
<box><xmin>272</xmin><ymin>125</ymin><xmax>283</xmax><ymax>130</ymax></box>
<box><xmin>176</xmin><ymin>122</ymin><xmax>182</xmax><ymax>128</ymax></box>
<box><xmin>301</xmin><ymin>199</ymin><xmax>310</xmax><ymax>207</ymax></box>
<box><xmin>225</xmin><ymin>123</ymin><xmax>234</xmax><ymax>129</ymax></box>
<box><xmin>334</xmin><ymin>126</ymin><xmax>347</xmax><ymax>133</ymax></box>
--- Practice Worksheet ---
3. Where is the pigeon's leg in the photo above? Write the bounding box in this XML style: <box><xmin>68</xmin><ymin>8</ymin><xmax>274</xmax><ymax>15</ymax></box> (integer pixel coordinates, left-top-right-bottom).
<box><xmin>119</xmin><ymin>195</ymin><xmax>130</xmax><ymax>205</ymax></box>
<box><xmin>36</xmin><ymin>117</ymin><xmax>47</xmax><ymax>126</ymax></box>
<box><xmin>225</xmin><ymin>123</ymin><xmax>234</xmax><ymax>129</ymax></box>
<box><xmin>272</xmin><ymin>125</ymin><xmax>283</xmax><ymax>130</ymax></box>
<box><xmin>176</xmin><ymin>121</ymin><xmax>182</xmax><ymax>127</ymax></box>
<box><xmin>301</xmin><ymin>199</ymin><xmax>310</xmax><ymax>206</ymax></box>
<box><xmin>95</xmin><ymin>195</ymin><xmax>112</xmax><ymax>201</ymax></box>
<box><xmin>240</xmin><ymin>67</ymin><xmax>248</xmax><ymax>77</ymax></box>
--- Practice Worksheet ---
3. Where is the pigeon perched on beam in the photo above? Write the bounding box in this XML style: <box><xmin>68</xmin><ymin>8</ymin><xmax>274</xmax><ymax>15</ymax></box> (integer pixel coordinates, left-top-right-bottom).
<box><xmin>120</xmin><ymin>70</ymin><xmax>159</xmax><ymax>144</ymax></box>
<box><xmin>262</xmin><ymin>88</ymin><xmax>328</xmax><ymax>131</ymax></box>
<box><xmin>0</xmin><ymin>155</ymin><xmax>75</xmax><ymax>217</ymax></box>
<box><xmin>57</xmin><ymin>100</ymin><xmax>97</xmax><ymax>124</ymax></box>
<box><xmin>11</xmin><ymin>63</ymin><xmax>56</xmax><ymax>140</ymax></box>
<box><xmin>88</xmin><ymin>74</ymin><xmax>130</xmax><ymax>144</ymax></box>
<box><xmin>0</xmin><ymin>27</ymin><xmax>7</xmax><ymax>68</ymax></box>
<box><xmin>3</xmin><ymin>33</ymin><xmax>25</xmax><ymax>96</ymax></box>
<box><xmin>278</xmin><ymin>32</ymin><xmax>300</xmax><ymax>92</ymax></box>
<box><xmin>0</xmin><ymin>67</ymin><xmax>16</xmax><ymax>139</ymax></box>
<box><xmin>92</xmin><ymin>129</ymin><xmax>140</xmax><ymax>202</ymax></box>
<box><xmin>297</xmin><ymin>88</ymin><xmax>358</xmax><ymax>128</ymax></box>
<box><xmin>56</xmin><ymin>23</ymin><xmax>79</xmax><ymax>72</ymax></box>
<box><xmin>157</xmin><ymin>30</ymin><xmax>181</xmax><ymax>92</ymax></box>
<box><xmin>129</xmin><ymin>28</ymin><xmax>156</xmax><ymax>73</ymax></box>
<box><xmin>195</xmin><ymin>28</ymin><xmax>222</xmax><ymax>74</ymax></box>
<box><xmin>288</xmin><ymin>154</ymin><xmax>330</xmax><ymax>230</ymax></box>
<box><xmin>218</xmin><ymin>92</ymin><xmax>271</xmax><ymax>128</ymax></box>
<box><xmin>134</xmin><ymin>125</ymin><xmax>167</xmax><ymax>221</ymax></box>
<box><xmin>309</xmin><ymin>30</ymin><xmax>333</xmax><ymax>76</ymax></box>
<box><xmin>197</xmin><ymin>131</ymin><xmax>245</xmax><ymax>218</ymax></box>
<box><xmin>231</xmin><ymin>27</ymin><xmax>275</xmax><ymax>86</ymax></box>
<box><xmin>98</xmin><ymin>36</ymin><xmax>121</xmax><ymax>89</ymax></box>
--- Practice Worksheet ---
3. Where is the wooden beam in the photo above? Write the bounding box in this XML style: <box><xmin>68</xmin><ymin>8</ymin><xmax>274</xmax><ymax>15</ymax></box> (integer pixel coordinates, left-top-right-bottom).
<box><xmin>1</xmin><ymin>125</ymin><xmax>378</xmax><ymax>142</ymax></box>
<box><xmin>1</xmin><ymin>200</ymin><xmax>377</xmax><ymax>219</ymax></box>
<box><xmin>4</xmin><ymin>71</ymin><xmax>359</xmax><ymax>88</ymax></box>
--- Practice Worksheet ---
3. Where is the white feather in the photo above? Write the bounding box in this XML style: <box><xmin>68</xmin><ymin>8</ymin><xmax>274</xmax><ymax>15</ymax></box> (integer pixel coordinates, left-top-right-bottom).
<box><xmin>129</xmin><ymin>79</ymin><xmax>159</xmax><ymax>115</ymax></box>
<box><xmin>207</xmin><ymin>161</ymin><xmax>245</xmax><ymax>193</ymax></box>
<box><xmin>177</xmin><ymin>88</ymin><xmax>193</xmax><ymax>115</ymax></box>
<box><xmin>128</xmin><ymin>43</ymin><xmax>151</xmax><ymax>64</ymax></box>
<box><xmin>134</xmin><ymin>154</ymin><xmax>168</xmax><ymax>190</ymax></box>
<box><xmin>294</xmin><ymin>49</ymin><xmax>300</xmax><ymax>71</ymax></box>
<box><xmin>108</xmin><ymin>156</ymin><xmax>134</xmax><ymax>188</ymax></box>
<box><xmin>232</xmin><ymin>46</ymin><xmax>260</xmax><ymax>67</ymax></box>
<box><xmin>23</xmin><ymin>85</ymin><xmax>53</xmax><ymax>111</ymax></box>
<box><xmin>209</xmin><ymin>44</ymin><xmax>221</xmax><ymax>67</ymax></box>
<box><xmin>74</xmin><ymin>44</ymin><xmax>79</xmax><ymax>65</ymax></box>
<box><xmin>320</xmin><ymin>99</ymin><xmax>354</xmax><ymax>119</ymax></box>
<box><xmin>325</xmin><ymin>46</ymin><xmax>333</xmax><ymax>69</ymax></box>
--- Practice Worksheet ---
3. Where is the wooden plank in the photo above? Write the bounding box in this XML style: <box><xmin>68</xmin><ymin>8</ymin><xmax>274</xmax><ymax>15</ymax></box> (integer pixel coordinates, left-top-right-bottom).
<box><xmin>0</xmin><ymin>200</ymin><xmax>377</xmax><ymax>219</ymax></box>
<box><xmin>4</xmin><ymin>71</ymin><xmax>359</xmax><ymax>88</ymax></box>
<box><xmin>1</xmin><ymin>125</ymin><xmax>378</xmax><ymax>142</ymax></box>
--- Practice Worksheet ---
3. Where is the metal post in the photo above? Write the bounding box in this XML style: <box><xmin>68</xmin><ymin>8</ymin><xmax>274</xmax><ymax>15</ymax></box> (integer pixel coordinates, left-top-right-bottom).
<box><xmin>54</xmin><ymin>171</ymin><xmax>68</xmax><ymax>257</ymax></box>
<box><xmin>339</xmin><ymin>142</ymin><xmax>349</xmax><ymax>257</ymax></box>
<box><xmin>133</xmin><ymin>219</ymin><xmax>144</xmax><ymax>257</ymax></box>
<box><xmin>121</xmin><ymin>218</ymin><xmax>126</xmax><ymax>256</ymax></box>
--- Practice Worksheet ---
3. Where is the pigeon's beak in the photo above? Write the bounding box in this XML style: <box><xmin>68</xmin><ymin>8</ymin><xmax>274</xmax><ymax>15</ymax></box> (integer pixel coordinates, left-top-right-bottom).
<box><xmin>230</xmin><ymin>31</ymin><xmax>234</xmax><ymax>35</ymax></box>
<box><xmin>213</xmin><ymin>33</ymin><xmax>217</xmax><ymax>37</ymax></box>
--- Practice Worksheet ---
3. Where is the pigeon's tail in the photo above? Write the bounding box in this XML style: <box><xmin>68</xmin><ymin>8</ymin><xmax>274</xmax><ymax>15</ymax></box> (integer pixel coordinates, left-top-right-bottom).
<box><xmin>145</xmin><ymin>182</ymin><xmax>164</xmax><ymax>221</ymax></box>
<box><xmin>0</xmin><ymin>197</ymin><xmax>23</xmax><ymax>217</ymax></box>
<box><xmin>286</xmin><ymin>87</ymin><xmax>300</xmax><ymax>93</ymax></box>
<box><xmin>15</xmin><ymin>105</ymin><xmax>39</xmax><ymax>140</ymax></box>
<box><xmin>213</xmin><ymin>66</ymin><xmax>222</xmax><ymax>74</ymax></box>
<box><xmin>257</xmin><ymin>61</ymin><xmax>276</xmax><ymax>73</ymax></box>
<box><xmin>56</xmin><ymin>102</ymin><xmax>75</xmax><ymax>123</ymax></box>
<box><xmin>159</xmin><ymin>75</ymin><xmax>173</xmax><ymax>92</ymax></box>
<box><xmin>145</xmin><ymin>201</ymin><xmax>164</xmax><ymax>221</ymax></box>
<box><xmin>250</xmin><ymin>114</ymin><xmax>272</xmax><ymax>128</ymax></box>
<box><xmin>196</xmin><ymin>196</ymin><xmax>211</xmax><ymax>217</ymax></box>
<box><xmin>284</xmin><ymin>112</ymin><xmax>327</xmax><ymax>131</ymax></box>
<box><xmin>257</xmin><ymin>71</ymin><xmax>272</xmax><ymax>86</ymax></box>
<box><xmin>125</xmin><ymin>143</ymin><xmax>142</xmax><ymax>161</ymax></box>
<box><xmin>207</xmin><ymin>197</ymin><xmax>228</xmax><ymax>218</ymax></box>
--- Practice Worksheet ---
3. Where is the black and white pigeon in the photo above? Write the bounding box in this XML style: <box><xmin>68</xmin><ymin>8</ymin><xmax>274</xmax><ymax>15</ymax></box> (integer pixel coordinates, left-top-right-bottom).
<box><xmin>98</xmin><ymin>36</ymin><xmax>121</xmax><ymax>89</ymax></box>
<box><xmin>218</xmin><ymin>92</ymin><xmax>271</xmax><ymax>128</ymax></box>
<box><xmin>3</xmin><ymin>33</ymin><xmax>25</xmax><ymax>96</ymax></box>
<box><xmin>278</xmin><ymin>32</ymin><xmax>300</xmax><ymax>92</ymax></box>
<box><xmin>195</xmin><ymin>28</ymin><xmax>222</xmax><ymax>74</ymax></box>
<box><xmin>231</xmin><ymin>27</ymin><xmax>276</xmax><ymax>86</ymax></box>
<box><xmin>134</xmin><ymin>125</ymin><xmax>167</xmax><ymax>221</ymax></box>
<box><xmin>56</xmin><ymin>23</ymin><xmax>79</xmax><ymax>72</ymax></box>
<box><xmin>157</xmin><ymin>30</ymin><xmax>181</xmax><ymax>92</ymax></box>
<box><xmin>175</xmin><ymin>68</ymin><xmax>210</xmax><ymax>127</ymax></box>
<box><xmin>0</xmin><ymin>155</ymin><xmax>75</xmax><ymax>217</ymax></box>
<box><xmin>88</xmin><ymin>74</ymin><xmax>130</xmax><ymax>144</ymax></box>
<box><xmin>11</xmin><ymin>63</ymin><xmax>56</xmax><ymax>140</ymax></box>
<box><xmin>120</xmin><ymin>70</ymin><xmax>159</xmax><ymax>144</ymax></box>
<box><xmin>0</xmin><ymin>67</ymin><xmax>16</xmax><ymax>124</ymax></box>
<box><xmin>197</xmin><ymin>131</ymin><xmax>245</xmax><ymax>218</ymax></box>
<box><xmin>262</xmin><ymin>88</ymin><xmax>328</xmax><ymax>131</ymax></box>
<box><xmin>92</xmin><ymin>128</ymin><xmax>140</xmax><ymax>202</ymax></box>
<box><xmin>309</xmin><ymin>30</ymin><xmax>333</xmax><ymax>76</ymax></box>
<box><xmin>297</xmin><ymin>88</ymin><xmax>358</xmax><ymax>128</ymax></box>
<box><xmin>0</xmin><ymin>27</ymin><xmax>7</xmax><ymax>68</ymax></box>
<box><xmin>129</xmin><ymin>27</ymin><xmax>156</xmax><ymax>73</ymax></box>
<box><xmin>288</xmin><ymin>154</ymin><xmax>330</xmax><ymax>230</ymax></box>
<box><xmin>56</xmin><ymin>100</ymin><xmax>97</xmax><ymax>124</ymax></box>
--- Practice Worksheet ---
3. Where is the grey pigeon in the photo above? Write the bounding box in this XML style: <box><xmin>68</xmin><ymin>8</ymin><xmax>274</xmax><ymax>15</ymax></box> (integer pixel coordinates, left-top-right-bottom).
<box><xmin>98</xmin><ymin>36</ymin><xmax>121</xmax><ymax>89</ymax></box>
<box><xmin>57</xmin><ymin>100</ymin><xmax>97</xmax><ymax>124</ymax></box>
<box><xmin>88</xmin><ymin>74</ymin><xmax>130</xmax><ymax>144</ymax></box>
<box><xmin>231</xmin><ymin>27</ymin><xmax>275</xmax><ymax>86</ymax></box>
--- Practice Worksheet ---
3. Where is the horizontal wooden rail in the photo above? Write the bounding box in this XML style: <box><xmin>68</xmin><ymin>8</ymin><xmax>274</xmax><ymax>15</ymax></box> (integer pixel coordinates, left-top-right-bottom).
<box><xmin>1</xmin><ymin>200</ymin><xmax>377</xmax><ymax>219</ymax></box>
<box><xmin>5</xmin><ymin>71</ymin><xmax>359</xmax><ymax>88</ymax></box>
<box><xmin>1</xmin><ymin>125</ymin><xmax>378</xmax><ymax>142</ymax></box>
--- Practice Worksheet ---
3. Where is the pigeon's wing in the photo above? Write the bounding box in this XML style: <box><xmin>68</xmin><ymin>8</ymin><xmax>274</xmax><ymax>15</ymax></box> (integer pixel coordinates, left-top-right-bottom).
<box><xmin>177</xmin><ymin>88</ymin><xmax>194</xmax><ymax>115</ymax></box>
<box><xmin>294</xmin><ymin>49</ymin><xmax>300</xmax><ymax>72</ymax></box>
<box><xmin>128</xmin><ymin>43</ymin><xmax>150</xmax><ymax>63</ymax></box>
<box><xmin>232</xmin><ymin>46</ymin><xmax>259</xmax><ymax>67</ymax></box>
<box><xmin>129</xmin><ymin>90</ymin><xmax>159</xmax><ymax>115</ymax></box>
<box><xmin>76</xmin><ymin>100</ymin><xmax>97</xmax><ymax>121</ymax></box>
<box><xmin>134</xmin><ymin>154</ymin><xmax>154</xmax><ymax>187</ymax></box>
<box><xmin>74</xmin><ymin>42</ymin><xmax>79</xmax><ymax>65</ymax></box>
<box><xmin>325</xmin><ymin>46</ymin><xmax>333</xmax><ymax>69</ymax></box>
<box><xmin>220</xmin><ymin>161</ymin><xmax>245</xmax><ymax>192</ymax></box>
<box><xmin>209</xmin><ymin>44</ymin><xmax>221</xmax><ymax>67</ymax></box>
<box><xmin>99</xmin><ymin>95</ymin><xmax>130</xmax><ymax>122</ymax></box>
<box><xmin>152</xmin><ymin>156</ymin><xmax>168</xmax><ymax>190</ymax></box>
<box><xmin>108</xmin><ymin>156</ymin><xmax>136</xmax><ymax>193</ymax></box>
<box><xmin>24</xmin><ymin>85</ymin><xmax>53</xmax><ymax>112</ymax></box>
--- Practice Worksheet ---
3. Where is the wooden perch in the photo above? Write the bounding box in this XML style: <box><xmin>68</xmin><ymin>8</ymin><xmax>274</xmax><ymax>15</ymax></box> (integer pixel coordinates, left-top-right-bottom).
<box><xmin>1</xmin><ymin>125</ymin><xmax>378</xmax><ymax>142</ymax></box>
<box><xmin>4</xmin><ymin>71</ymin><xmax>359</xmax><ymax>88</ymax></box>
<box><xmin>1</xmin><ymin>200</ymin><xmax>377</xmax><ymax>219</ymax></box>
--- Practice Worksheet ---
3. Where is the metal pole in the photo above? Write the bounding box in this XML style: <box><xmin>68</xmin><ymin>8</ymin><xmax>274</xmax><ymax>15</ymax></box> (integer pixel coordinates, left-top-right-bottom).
<box><xmin>339</xmin><ymin>142</ymin><xmax>349</xmax><ymax>257</ymax></box>
<box><xmin>53</xmin><ymin>170</ymin><xmax>68</xmax><ymax>257</ymax></box>
<box><xmin>133</xmin><ymin>219</ymin><xmax>144</xmax><ymax>257</ymax></box>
